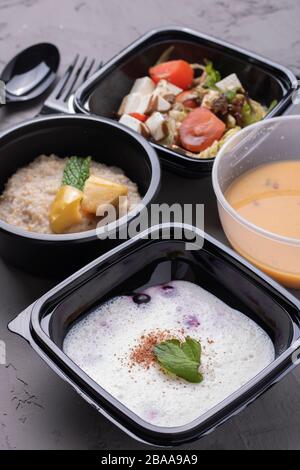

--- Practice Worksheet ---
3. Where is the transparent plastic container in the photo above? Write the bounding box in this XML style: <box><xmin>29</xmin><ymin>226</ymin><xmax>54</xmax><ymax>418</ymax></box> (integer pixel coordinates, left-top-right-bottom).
<box><xmin>212</xmin><ymin>116</ymin><xmax>300</xmax><ymax>289</ymax></box>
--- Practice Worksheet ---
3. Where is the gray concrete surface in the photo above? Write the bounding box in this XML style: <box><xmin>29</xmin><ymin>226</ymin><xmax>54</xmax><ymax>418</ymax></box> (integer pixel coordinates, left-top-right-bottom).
<box><xmin>0</xmin><ymin>0</ymin><xmax>300</xmax><ymax>450</ymax></box>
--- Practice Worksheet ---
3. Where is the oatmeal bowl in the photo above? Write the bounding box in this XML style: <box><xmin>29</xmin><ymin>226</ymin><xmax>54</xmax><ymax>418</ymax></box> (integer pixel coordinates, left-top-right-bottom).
<box><xmin>0</xmin><ymin>114</ymin><xmax>160</xmax><ymax>277</ymax></box>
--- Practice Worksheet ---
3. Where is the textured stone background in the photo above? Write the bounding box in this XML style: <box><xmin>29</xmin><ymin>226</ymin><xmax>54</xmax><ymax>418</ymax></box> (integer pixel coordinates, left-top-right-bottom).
<box><xmin>0</xmin><ymin>0</ymin><xmax>300</xmax><ymax>450</ymax></box>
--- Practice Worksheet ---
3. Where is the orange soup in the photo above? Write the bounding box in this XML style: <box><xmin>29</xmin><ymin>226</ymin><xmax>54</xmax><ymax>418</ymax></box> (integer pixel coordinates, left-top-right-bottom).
<box><xmin>223</xmin><ymin>161</ymin><xmax>300</xmax><ymax>288</ymax></box>
<box><xmin>226</xmin><ymin>161</ymin><xmax>300</xmax><ymax>239</ymax></box>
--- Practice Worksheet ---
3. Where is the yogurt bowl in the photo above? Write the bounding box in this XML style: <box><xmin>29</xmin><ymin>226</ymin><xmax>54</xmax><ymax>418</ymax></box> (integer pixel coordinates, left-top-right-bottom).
<box><xmin>8</xmin><ymin>224</ymin><xmax>300</xmax><ymax>446</ymax></box>
<box><xmin>212</xmin><ymin>116</ymin><xmax>300</xmax><ymax>289</ymax></box>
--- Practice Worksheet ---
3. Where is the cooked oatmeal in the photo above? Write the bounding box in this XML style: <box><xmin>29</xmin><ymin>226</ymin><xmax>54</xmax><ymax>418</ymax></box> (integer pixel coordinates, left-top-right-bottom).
<box><xmin>0</xmin><ymin>154</ymin><xmax>142</xmax><ymax>234</ymax></box>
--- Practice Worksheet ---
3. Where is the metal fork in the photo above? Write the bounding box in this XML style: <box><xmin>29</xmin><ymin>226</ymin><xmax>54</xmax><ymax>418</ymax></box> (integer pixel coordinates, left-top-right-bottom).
<box><xmin>40</xmin><ymin>55</ymin><xmax>102</xmax><ymax>115</ymax></box>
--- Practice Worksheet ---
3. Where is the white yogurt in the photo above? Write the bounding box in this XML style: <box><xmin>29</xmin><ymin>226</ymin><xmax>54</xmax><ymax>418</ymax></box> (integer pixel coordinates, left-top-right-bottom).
<box><xmin>63</xmin><ymin>280</ymin><xmax>275</xmax><ymax>427</ymax></box>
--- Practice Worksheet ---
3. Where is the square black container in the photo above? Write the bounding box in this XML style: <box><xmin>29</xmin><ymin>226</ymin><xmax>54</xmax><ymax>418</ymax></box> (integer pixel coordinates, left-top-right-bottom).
<box><xmin>8</xmin><ymin>224</ymin><xmax>300</xmax><ymax>447</ymax></box>
<box><xmin>74</xmin><ymin>27</ymin><xmax>298</xmax><ymax>178</ymax></box>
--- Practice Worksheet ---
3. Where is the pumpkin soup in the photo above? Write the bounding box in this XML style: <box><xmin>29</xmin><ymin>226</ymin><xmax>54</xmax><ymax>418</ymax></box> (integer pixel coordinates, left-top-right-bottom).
<box><xmin>226</xmin><ymin>161</ymin><xmax>300</xmax><ymax>239</ymax></box>
<box><xmin>224</xmin><ymin>160</ymin><xmax>300</xmax><ymax>287</ymax></box>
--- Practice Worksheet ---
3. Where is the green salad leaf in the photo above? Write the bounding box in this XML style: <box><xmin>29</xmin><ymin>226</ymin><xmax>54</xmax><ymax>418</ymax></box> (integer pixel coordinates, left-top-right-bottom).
<box><xmin>153</xmin><ymin>337</ymin><xmax>203</xmax><ymax>383</ymax></box>
<box><xmin>203</xmin><ymin>60</ymin><xmax>221</xmax><ymax>89</ymax></box>
<box><xmin>62</xmin><ymin>156</ymin><xmax>91</xmax><ymax>191</ymax></box>
<box><xmin>267</xmin><ymin>99</ymin><xmax>278</xmax><ymax>114</ymax></box>
<box><xmin>225</xmin><ymin>89</ymin><xmax>238</xmax><ymax>103</ymax></box>
<box><xmin>155</xmin><ymin>46</ymin><xmax>175</xmax><ymax>65</ymax></box>
<box><xmin>242</xmin><ymin>99</ymin><xmax>267</xmax><ymax>127</ymax></box>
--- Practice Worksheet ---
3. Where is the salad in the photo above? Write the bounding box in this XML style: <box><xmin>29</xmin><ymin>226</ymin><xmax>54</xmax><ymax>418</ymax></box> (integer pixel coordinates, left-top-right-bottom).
<box><xmin>117</xmin><ymin>51</ymin><xmax>276</xmax><ymax>159</ymax></box>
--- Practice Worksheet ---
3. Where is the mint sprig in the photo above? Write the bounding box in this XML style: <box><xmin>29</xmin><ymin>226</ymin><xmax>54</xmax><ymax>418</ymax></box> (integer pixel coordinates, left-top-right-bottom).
<box><xmin>153</xmin><ymin>337</ymin><xmax>203</xmax><ymax>384</ymax></box>
<box><xmin>62</xmin><ymin>156</ymin><xmax>91</xmax><ymax>191</ymax></box>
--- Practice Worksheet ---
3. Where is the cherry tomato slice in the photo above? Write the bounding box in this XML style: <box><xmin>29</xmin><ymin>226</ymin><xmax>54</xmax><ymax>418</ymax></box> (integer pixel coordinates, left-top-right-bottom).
<box><xmin>149</xmin><ymin>60</ymin><xmax>194</xmax><ymax>90</ymax></box>
<box><xmin>183</xmin><ymin>100</ymin><xmax>198</xmax><ymax>109</ymax></box>
<box><xmin>129</xmin><ymin>112</ymin><xmax>148</xmax><ymax>122</ymax></box>
<box><xmin>175</xmin><ymin>91</ymin><xmax>198</xmax><ymax>108</ymax></box>
<box><xmin>179</xmin><ymin>107</ymin><xmax>226</xmax><ymax>153</ymax></box>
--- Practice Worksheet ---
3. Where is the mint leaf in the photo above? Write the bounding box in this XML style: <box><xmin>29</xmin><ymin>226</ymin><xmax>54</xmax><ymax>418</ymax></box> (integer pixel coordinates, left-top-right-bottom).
<box><xmin>203</xmin><ymin>60</ymin><xmax>221</xmax><ymax>90</ymax></box>
<box><xmin>62</xmin><ymin>156</ymin><xmax>91</xmax><ymax>191</ymax></box>
<box><xmin>153</xmin><ymin>337</ymin><xmax>203</xmax><ymax>384</ymax></box>
<box><xmin>182</xmin><ymin>337</ymin><xmax>201</xmax><ymax>363</ymax></box>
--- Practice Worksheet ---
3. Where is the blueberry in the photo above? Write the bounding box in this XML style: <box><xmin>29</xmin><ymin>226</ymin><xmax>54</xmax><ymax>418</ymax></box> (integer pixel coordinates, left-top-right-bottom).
<box><xmin>185</xmin><ymin>315</ymin><xmax>200</xmax><ymax>328</ymax></box>
<box><xmin>132</xmin><ymin>293</ymin><xmax>151</xmax><ymax>305</ymax></box>
<box><xmin>162</xmin><ymin>285</ymin><xmax>174</xmax><ymax>293</ymax></box>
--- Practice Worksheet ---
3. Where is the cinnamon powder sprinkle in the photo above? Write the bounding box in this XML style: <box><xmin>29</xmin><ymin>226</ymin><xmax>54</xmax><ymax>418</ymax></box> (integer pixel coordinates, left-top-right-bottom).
<box><xmin>129</xmin><ymin>328</ymin><xmax>184</xmax><ymax>370</ymax></box>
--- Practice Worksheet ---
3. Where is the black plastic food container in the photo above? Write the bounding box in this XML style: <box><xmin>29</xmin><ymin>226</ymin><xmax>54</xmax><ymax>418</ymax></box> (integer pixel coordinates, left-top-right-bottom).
<box><xmin>8</xmin><ymin>224</ymin><xmax>300</xmax><ymax>447</ymax></box>
<box><xmin>0</xmin><ymin>114</ymin><xmax>160</xmax><ymax>278</ymax></box>
<box><xmin>74</xmin><ymin>27</ymin><xmax>298</xmax><ymax>178</ymax></box>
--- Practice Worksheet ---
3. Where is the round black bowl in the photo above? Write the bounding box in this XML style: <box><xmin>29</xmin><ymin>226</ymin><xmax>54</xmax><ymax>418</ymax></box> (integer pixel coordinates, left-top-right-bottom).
<box><xmin>0</xmin><ymin>114</ymin><xmax>161</xmax><ymax>278</ymax></box>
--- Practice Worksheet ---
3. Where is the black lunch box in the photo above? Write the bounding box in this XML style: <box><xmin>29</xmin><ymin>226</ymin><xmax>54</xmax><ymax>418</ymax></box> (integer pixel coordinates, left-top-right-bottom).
<box><xmin>8</xmin><ymin>224</ymin><xmax>300</xmax><ymax>447</ymax></box>
<box><xmin>74</xmin><ymin>27</ymin><xmax>297</xmax><ymax>178</ymax></box>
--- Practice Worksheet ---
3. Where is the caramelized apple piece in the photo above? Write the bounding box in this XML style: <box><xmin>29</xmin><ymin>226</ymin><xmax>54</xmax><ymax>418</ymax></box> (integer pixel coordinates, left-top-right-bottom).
<box><xmin>82</xmin><ymin>176</ymin><xmax>128</xmax><ymax>215</ymax></box>
<box><xmin>49</xmin><ymin>185</ymin><xmax>83</xmax><ymax>234</ymax></box>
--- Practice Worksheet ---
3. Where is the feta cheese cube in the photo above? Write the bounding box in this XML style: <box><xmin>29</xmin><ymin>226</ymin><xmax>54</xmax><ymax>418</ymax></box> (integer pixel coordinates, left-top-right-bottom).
<box><xmin>216</xmin><ymin>74</ymin><xmax>243</xmax><ymax>92</ymax></box>
<box><xmin>119</xmin><ymin>114</ymin><xmax>150</xmax><ymax>137</ymax></box>
<box><xmin>118</xmin><ymin>93</ymin><xmax>152</xmax><ymax>115</ymax></box>
<box><xmin>154</xmin><ymin>79</ymin><xmax>182</xmax><ymax>98</ymax></box>
<box><xmin>146</xmin><ymin>112</ymin><xmax>168</xmax><ymax>141</ymax></box>
<box><xmin>130</xmin><ymin>77</ymin><xmax>155</xmax><ymax>95</ymax></box>
<box><xmin>149</xmin><ymin>94</ymin><xmax>171</xmax><ymax>112</ymax></box>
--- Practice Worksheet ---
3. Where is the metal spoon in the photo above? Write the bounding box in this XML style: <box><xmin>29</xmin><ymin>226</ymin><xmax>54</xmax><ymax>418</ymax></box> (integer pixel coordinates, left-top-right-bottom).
<box><xmin>1</xmin><ymin>43</ymin><xmax>60</xmax><ymax>103</ymax></box>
